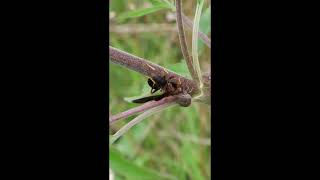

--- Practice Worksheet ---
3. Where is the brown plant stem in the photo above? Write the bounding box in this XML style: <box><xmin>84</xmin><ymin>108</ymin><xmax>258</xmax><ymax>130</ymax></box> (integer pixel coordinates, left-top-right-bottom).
<box><xmin>110</xmin><ymin>46</ymin><xmax>170</xmax><ymax>77</ymax></box>
<box><xmin>109</xmin><ymin>96</ymin><xmax>178</xmax><ymax>124</ymax></box>
<box><xmin>175</xmin><ymin>0</ymin><xmax>199</xmax><ymax>85</ymax></box>
<box><xmin>109</xmin><ymin>46</ymin><xmax>200</xmax><ymax>96</ymax></box>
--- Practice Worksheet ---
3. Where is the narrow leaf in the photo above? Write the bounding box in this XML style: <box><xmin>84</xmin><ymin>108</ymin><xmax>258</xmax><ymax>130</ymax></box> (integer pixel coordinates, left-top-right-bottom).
<box><xmin>161</xmin><ymin>0</ymin><xmax>176</xmax><ymax>10</ymax></box>
<box><xmin>110</xmin><ymin>146</ymin><xmax>176</xmax><ymax>180</ymax></box>
<box><xmin>117</xmin><ymin>5</ymin><xmax>170</xmax><ymax>20</ymax></box>
<box><xmin>198</xmin><ymin>6</ymin><xmax>211</xmax><ymax>52</ymax></box>
<box><xmin>149</xmin><ymin>0</ymin><xmax>174</xmax><ymax>9</ymax></box>
<box><xmin>192</xmin><ymin>0</ymin><xmax>205</xmax><ymax>89</ymax></box>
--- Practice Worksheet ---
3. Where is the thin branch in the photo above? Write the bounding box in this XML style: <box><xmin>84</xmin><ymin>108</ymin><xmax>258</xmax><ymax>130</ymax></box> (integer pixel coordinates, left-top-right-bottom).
<box><xmin>175</xmin><ymin>0</ymin><xmax>199</xmax><ymax>85</ymax></box>
<box><xmin>110</xmin><ymin>102</ymin><xmax>176</xmax><ymax>144</ymax></box>
<box><xmin>109</xmin><ymin>23</ymin><xmax>177</xmax><ymax>34</ymax></box>
<box><xmin>109</xmin><ymin>46</ymin><xmax>200</xmax><ymax>96</ymax></box>
<box><xmin>109</xmin><ymin>96</ymin><xmax>178</xmax><ymax>124</ymax></box>
<box><xmin>181</xmin><ymin>14</ymin><xmax>211</xmax><ymax>48</ymax></box>
<box><xmin>110</xmin><ymin>46</ymin><xmax>170</xmax><ymax>77</ymax></box>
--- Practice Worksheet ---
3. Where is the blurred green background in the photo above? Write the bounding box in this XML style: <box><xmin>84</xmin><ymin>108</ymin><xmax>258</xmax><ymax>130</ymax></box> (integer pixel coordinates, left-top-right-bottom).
<box><xmin>109</xmin><ymin>0</ymin><xmax>211</xmax><ymax>179</ymax></box>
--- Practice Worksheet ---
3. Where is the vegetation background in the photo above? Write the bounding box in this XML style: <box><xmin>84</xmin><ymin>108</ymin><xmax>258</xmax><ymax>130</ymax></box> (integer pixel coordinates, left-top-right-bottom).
<box><xmin>109</xmin><ymin>0</ymin><xmax>211</xmax><ymax>179</ymax></box>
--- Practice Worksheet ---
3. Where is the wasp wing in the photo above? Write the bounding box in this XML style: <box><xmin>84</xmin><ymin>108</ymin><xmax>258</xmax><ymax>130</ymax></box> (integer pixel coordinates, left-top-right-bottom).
<box><xmin>132</xmin><ymin>93</ymin><xmax>168</xmax><ymax>103</ymax></box>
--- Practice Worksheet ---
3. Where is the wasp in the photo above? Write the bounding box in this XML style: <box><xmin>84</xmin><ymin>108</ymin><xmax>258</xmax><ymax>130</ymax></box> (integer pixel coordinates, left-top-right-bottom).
<box><xmin>132</xmin><ymin>72</ymin><xmax>182</xmax><ymax>103</ymax></box>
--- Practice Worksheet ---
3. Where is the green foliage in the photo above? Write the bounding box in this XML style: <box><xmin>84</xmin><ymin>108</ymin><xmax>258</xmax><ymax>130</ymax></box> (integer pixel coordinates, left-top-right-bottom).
<box><xmin>110</xmin><ymin>146</ymin><xmax>176</xmax><ymax>180</ymax></box>
<box><xmin>169</xmin><ymin>61</ymin><xmax>191</xmax><ymax>78</ymax></box>
<box><xmin>199</xmin><ymin>6</ymin><xmax>211</xmax><ymax>52</ymax></box>
<box><xmin>117</xmin><ymin>5</ymin><xmax>171</xmax><ymax>21</ymax></box>
<box><xmin>199</xmin><ymin>6</ymin><xmax>211</xmax><ymax>35</ymax></box>
<box><xmin>149</xmin><ymin>0</ymin><xmax>175</xmax><ymax>9</ymax></box>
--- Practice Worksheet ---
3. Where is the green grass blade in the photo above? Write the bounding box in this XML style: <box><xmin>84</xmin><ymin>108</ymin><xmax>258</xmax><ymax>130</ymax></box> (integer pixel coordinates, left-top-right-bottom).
<box><xmin>181</xmin><ymin>143</ymin><xmax>204</xmax><ymax>180</ymax></box>
<box><xmin>199</xmin><ymin>6</ymin><xmax>211</xmax><ymax>35</ymax></box>
<box><xmin>149</xmin><ymin>0</ymin><xmax>174</xmax><ymax>9</ymax></box>
<box><xmin>117</xmin><ymin>5</ymin><xmax>171</xmax><ymax>21</ymax></box>
<box><xmin>198</xmin><ymin>6</ymin><xmax>211</xmax><ymax>52</ymax></box>
<box><xmin>110</xmin><ymin>146</ymin><xmax>176</xmax><ymax>180</ymax></box>
<box><xmin>192</xmin><ymin>0</ymin><xmax>205</xmax><ymax>89</ymax></box>
<box><xmin>161</xmin><ymin>0</ymin><xmax>176</xmax><ymax>10</ymax></box>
